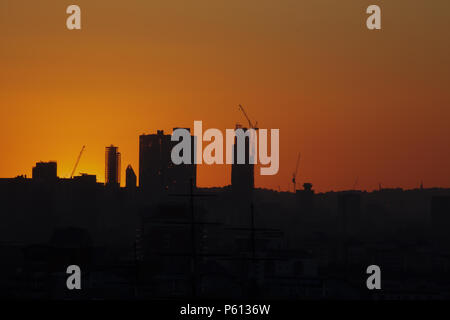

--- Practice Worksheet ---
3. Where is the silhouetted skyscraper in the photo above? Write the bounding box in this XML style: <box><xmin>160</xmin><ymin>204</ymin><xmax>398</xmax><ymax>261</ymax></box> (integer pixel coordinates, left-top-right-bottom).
<box><xmin>32</xmin><ymin>161</ymin><xmax>57</xmax><ymax>183</ymax></box>
<box><xmin>139</xmin><ymin>129</ymin><xmax>196</xmax><ymax>193</ymax></box>
<box><xmin>231</xmin><ymin>126</ymin><xmax>254</xmax><ymax>193</ymax></box>
<box><xmin>126</xmin><ymin>164</ymin><xmax>137</xmax><ymax>189</ymax></box>
<box><xmin>105</xmin><ymin>145</ymin><xmax>121</xmax><ymax>186</ymax></box>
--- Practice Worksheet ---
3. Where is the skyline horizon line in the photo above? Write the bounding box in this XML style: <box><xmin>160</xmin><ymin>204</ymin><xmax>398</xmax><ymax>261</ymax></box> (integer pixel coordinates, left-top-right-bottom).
<box><xmin>2</xmin><ymin>158</ymin><xmax>446</xmax><ymax>194</ymax></box>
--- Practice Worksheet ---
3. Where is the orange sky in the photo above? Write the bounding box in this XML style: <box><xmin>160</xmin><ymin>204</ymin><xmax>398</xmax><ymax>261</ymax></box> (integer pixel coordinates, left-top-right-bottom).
<box><xmin>1</xmin><ymin>0</ymin><xmax>449</xmax><ymax>192</ymax></box>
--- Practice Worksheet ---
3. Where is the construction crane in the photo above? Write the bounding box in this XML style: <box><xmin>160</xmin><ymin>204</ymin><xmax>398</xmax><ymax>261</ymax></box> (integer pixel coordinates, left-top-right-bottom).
<box><xmin>292</xmin><ymin>153</ymin><xmax>301</xmax><ymax>193</ymax></box>
<box><xmin>70</xmin><ymin>145</ymin><xmax>85</xmax><ymax>178</ymax></box>
<box><xmin>238</xmin><ymin>104</ymin><xmax>258</xmax><ymax>129</ymax></box>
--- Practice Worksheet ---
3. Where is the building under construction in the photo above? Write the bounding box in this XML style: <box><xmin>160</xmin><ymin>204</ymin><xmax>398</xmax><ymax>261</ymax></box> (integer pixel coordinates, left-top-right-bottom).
<box><xmin>231</xmin><ymin>126</ymin><xmax>254</xmax><ymax>193</ymax></box>
<box><xmin>105</xmin><ymin>145</ymin><xmax>121</xmax><ymax>186</ymax></box>
<box><xmin>139</xmin><ymin>129</ymin><xmax>196</xmax><ymax>194</ymax></box>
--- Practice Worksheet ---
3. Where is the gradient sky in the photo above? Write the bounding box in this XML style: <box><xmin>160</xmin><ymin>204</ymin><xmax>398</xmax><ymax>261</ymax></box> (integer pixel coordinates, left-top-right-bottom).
<box><xmin>1</xmin><ymin>0</ymin><xmax>449</xmax><ymax>192</ymax></box>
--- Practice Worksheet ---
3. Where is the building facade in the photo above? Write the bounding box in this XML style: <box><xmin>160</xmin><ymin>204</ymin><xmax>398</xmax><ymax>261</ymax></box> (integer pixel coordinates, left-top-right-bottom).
<box><xmin>139</xmin><ymin>129</ymin><xmax>196</xmax><ymax>194</ymax></box>
<box><xmin>105</xmin><ymin>145</ymin><xmax>121</xmax><ymax>186</ymax></box>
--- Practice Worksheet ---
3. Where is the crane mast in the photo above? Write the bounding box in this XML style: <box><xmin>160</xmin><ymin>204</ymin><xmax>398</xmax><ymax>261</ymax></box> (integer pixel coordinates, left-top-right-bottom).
<box><xmin>70</xmin><ymin>145</ymin><xmax>85</xmax><ymax>178</ymax></box>
<box><xmin>238</xmin><ymin>104</ymin><xmax>258</xmax><ymax>129</ymax></box>
<box><xmin>292</xmin><ymin>153</ymin><xmax>301</xmax><ymax>192</ymax></box>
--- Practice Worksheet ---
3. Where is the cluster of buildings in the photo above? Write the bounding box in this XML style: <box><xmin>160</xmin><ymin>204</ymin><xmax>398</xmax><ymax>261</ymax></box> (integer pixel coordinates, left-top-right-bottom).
<box><xmin>1</xmin><ymin>128</ymin><xmax>450</xmax><ymax>300</ymax></box>
<box><xmin>30</xmin><ymin>127</ymin><xmax>255</xmax><ymax>195</ymax></box>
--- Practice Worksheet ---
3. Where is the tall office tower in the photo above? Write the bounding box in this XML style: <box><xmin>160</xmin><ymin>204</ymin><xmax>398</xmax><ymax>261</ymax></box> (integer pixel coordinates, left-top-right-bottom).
<box><xmin>105</xmin><ymin>145</ymin><xmax>121</xmax><ymax>186</ymax></box>
<box><xmin>126</xmin><ymin>164</ymin><xmax>137</xmax><ymax>189</ymax></box>
<box><xmin>139</xmin><ymin>129</ymin><xmax>196</xmax><ymax>193</ymax></box>
<box><xmin>231</xmin><ymin>126</ymin><xmax>255</xmax><ymax>193</ymax></box>
<box><xmin>32</xmin><ymin>161</ymin><xmax>58</xmax><ymax>183</ymax></box>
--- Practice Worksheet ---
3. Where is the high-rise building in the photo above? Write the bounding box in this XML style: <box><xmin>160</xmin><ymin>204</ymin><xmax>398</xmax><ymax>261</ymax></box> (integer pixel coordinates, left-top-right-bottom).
<box><xmin>231</xmin><ymin>126</ymin><xmax>254</xmax><ymax>193</ymax></box>
<box><xmin>105</xmin><ymin>145</ymin><xmax>121</xmax><ymax>186</ymax></box>
<box><xmin>32</xmin><ymin>161</ymin><xmax>57</xmax><ymax>183</ymax></box>
<box><xmin>139</xmin><ymin>129</ymin><xmax>196</xmax><ymax>193</ymax></box>
<box><xmin>126</xmin><ymin>165</ymin><xmax>137</xmax><ymax>189</ymax></box>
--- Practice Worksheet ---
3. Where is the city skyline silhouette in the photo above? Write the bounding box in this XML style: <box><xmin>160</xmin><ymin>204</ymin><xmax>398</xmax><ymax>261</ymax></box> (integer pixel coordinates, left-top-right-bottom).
<box><xmin>1</xmin><ymin>1</ymin><xmax>450</xmax><ymax>192</ymax></box>
<box><xmin>1</xmin><ymin>135</ymin><xmax>450</xmax><ymax>299</ymax></box>
<box><xmin>1</xmin><ymin>0</ymin><xmax>450</xmax><ymax>302</ymax></box>
<box><xmin>1</xmin><ymin>120</ymin><xmax>449</xmax><ymax>194</ymax></box>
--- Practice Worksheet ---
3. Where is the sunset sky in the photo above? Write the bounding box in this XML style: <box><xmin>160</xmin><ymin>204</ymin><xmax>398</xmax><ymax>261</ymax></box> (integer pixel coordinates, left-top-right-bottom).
<box><xmin>1</xmin><ymin>0</ymin><xmax>449</xmax><ymax>192</ymax></box>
